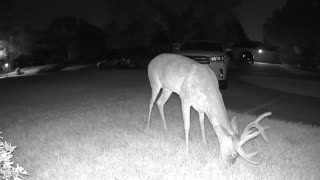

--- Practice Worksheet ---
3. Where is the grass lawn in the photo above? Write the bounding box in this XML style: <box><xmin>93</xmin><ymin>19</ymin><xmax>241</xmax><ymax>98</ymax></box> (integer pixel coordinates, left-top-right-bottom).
<box><xmin>0</xmin><ymin>69</ymin><xmax>319</xmax><ymax>180</ymax></box>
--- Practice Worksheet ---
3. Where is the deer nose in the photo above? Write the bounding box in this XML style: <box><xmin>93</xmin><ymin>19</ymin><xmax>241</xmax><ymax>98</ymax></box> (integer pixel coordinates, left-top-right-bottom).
<box><xmin>221</xmin><ymin>155</ymin><xmax>236</xmax><ymax>167</ymax></box>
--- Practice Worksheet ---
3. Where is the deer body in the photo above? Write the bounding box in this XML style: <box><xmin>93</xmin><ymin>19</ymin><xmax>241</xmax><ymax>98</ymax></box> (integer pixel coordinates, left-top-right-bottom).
<box><xmin>147</xmin><ymin>53</ymin><xmax>271</xmax><ymax>165</ymax></box>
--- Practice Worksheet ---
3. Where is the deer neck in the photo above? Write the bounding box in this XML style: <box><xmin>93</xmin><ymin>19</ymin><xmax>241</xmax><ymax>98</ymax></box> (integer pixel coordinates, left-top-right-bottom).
<box><xmin>208</xmin><ymin>108</ymin><xmax>236</xmax><ymax>137</ymax></box>
<box><xmin>215</xmin><ymin>125</ymin><xmax>232</xmax><ymax>142</ymax></box>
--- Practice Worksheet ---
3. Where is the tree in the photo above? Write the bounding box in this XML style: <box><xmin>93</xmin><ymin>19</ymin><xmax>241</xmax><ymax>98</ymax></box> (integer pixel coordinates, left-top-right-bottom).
<box><xmin>263</xmin><ymin>0</ymin><xmax>320</xmax><ymax>67</ymax></box>
<box><xmin>45</xmin><ymin>16</ymin><xmax>80</xmax><ymax>56</ymax></box>
<box><xmin>44</xmin><ymin>16</ymin><xmax>105</xmax><ymax>64</ymax></box>
<box><xmin>1</xmin><ymin>0</ymin><xmax>37</xmax><ymax>71</ymax></box>
<box><xmin>0</xmin><ymin>27</ymin><xmax>36</xmax><ymax>72</ymax></box>
<box><xmin>146</xmin><ymin>0</ymin><xmax>243</xmax><ymax>43</ymax></box>
<box><xmin>0</xmin><ymin>0</ymin><xmax>15</xmax><ymax>40</ymax></box>
<box><xmin>103</xmin><ymin>0</ymin><xmax>244</xmax><ymax>49</ymax></box>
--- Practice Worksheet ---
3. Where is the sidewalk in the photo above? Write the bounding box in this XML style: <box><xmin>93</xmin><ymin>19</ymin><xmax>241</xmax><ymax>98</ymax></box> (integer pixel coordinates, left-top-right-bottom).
<box><xmin>278</xmin><ymin>63</ymin><xmax>320</xmax><ymax>76</ymax></box>
<box><xmin>0</xmin><ymin>64</ymin><xmax>88</xmax><ymax>79</ymax></box>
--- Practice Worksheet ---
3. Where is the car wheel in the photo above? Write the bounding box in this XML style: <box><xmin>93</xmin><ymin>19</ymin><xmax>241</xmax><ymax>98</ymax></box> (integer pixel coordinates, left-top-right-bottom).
<box><xmin>241</xmin><ymin>51</ymin><xmax>254</xmax><ymax>65</ymax></box>
<box><xmin>97</xmin><ymin>62</ymin><xmax>103</xmax><ymax>70</ymax></box>
<box><xmin>219</xmin><ymin>80</ymin><xmax>228</xmax><ymax>90</ymax></box>
<box><xmin>248</xmin><ymin>57</ymin><xmax>254</xmax><ymax>64</ymax></box>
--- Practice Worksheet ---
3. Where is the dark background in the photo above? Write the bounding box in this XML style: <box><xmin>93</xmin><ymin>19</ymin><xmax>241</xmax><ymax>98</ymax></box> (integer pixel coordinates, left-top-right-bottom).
<box><xmin>0</xmin><ymin>0</ymin><xmax>319</xmax><ymax>70</ymax></box>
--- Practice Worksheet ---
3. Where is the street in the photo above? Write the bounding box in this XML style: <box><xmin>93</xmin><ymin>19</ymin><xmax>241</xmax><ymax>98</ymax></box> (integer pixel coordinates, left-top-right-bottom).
<box><xmin>223</xmin><ymin>62</ymin><xmax>320</xmax><ymax>126</ymax></box>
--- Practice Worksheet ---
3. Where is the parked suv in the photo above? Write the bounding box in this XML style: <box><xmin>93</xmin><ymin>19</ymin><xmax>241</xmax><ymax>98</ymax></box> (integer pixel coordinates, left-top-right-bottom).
<box><xmin>175</xmin><ymin>40</ymin><xmax>230</xmax><ymax>89</ymax></box>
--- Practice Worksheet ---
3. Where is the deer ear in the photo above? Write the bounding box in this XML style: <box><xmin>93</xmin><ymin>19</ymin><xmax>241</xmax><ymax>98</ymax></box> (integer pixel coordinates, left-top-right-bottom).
<box><xmin>231</xmin><ymin>116</ymin><xmax>239</xmax><ymax>134</ymax></box>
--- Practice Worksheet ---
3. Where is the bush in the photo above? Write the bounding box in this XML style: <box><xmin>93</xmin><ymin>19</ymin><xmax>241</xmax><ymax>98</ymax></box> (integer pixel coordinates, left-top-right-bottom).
<box><xmin>0</xmin><ymin>131</ymin><xmax>28</xmax><ymax>180</ymax></box>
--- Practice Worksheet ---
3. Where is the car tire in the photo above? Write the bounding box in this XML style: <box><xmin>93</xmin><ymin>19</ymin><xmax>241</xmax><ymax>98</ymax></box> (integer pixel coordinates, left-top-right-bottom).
<box><xmin>241</xmin><ymin>51</ymin><xmax>254</xmax><ymax>65</ymax></box>
<box><xmin>248</xmin><ymin>57</ymin><xmax>254</xmax><ymax>64</ymax></box>
<box><xmin>97</xmin><ymin>62</ymin><xmax>103</xmax><ymax>70</ymax></box>
<box><xmin>219</xmin><ymin>80</ymin><xmax>228</xmax><ymax>90</ymax></box>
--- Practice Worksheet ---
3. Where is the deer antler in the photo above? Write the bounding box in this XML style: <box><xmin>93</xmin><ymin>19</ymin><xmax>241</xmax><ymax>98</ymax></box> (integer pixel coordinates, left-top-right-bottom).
<box><xmin>240</xmin><ymin>112</ymin><xmax>271</xmax><ymax>142</ymax></box>
<box><xmin>236</xmin><ymin>112</ymin><xmax>272</xmax><ymax>164</ymax></box>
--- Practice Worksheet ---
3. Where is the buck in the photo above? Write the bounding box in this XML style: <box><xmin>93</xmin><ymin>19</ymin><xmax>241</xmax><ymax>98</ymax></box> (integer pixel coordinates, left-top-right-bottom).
<box><xmin>146</xmin><ymin>53</ymin><xmax>271</xmax><ymax>166</ymax></box>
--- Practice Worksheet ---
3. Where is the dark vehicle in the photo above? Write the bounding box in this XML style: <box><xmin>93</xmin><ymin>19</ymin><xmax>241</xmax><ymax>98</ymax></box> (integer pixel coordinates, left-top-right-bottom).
<box><xmin>97</xmin><ymin>54</ymin><xmax>137</xmax><ymax>70</ymax></box>
<box><xmin>241</xmin><ymin>51</ymin><xmax>254</xmax><ymax>64</ymax></box>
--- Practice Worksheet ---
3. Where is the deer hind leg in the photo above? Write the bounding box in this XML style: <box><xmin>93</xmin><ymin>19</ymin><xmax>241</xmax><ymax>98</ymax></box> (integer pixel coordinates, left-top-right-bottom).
<box><xmin>199</xmin><ymin>112</ymin><xmax>207</xmax><ymax>144</ymax></box>
<box><xmin>181</xmin><ymin>101</ymin><xmax>191</xmax><ymax>154</ymax></box>
<box><xmin>146</xmin><ymin>83</ymin><xmax>162</xmax><ymax>131</ymax></box>
<box><xmin>156</xmin><ymin>88</ymin><xmax>172</xmax><ymax>131</ymax></box>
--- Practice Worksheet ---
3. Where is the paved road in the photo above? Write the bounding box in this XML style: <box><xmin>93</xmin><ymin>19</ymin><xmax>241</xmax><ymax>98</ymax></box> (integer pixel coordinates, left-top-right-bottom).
<box><xmin>223</xmin><ymin>63</ymin><xmax>320</xmax><ymax>126</ymax></box>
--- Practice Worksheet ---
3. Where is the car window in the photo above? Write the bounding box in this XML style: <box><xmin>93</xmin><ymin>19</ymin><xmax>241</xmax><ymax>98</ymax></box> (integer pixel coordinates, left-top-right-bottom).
<box><xmin>180</xmin><ymin>41</ymin><xmax>223</xmax><ymax>51</ymax></box>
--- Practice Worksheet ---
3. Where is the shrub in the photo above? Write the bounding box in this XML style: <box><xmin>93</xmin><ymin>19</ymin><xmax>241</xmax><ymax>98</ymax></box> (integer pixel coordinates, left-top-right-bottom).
<box><xmin>0</xmin><ymin>131</ymin><xmax>28</xmax><ymax>180</ymax></box>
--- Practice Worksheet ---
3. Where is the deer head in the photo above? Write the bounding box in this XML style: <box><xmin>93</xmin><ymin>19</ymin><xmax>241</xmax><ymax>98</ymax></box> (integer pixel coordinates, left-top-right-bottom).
<box><xmin>146</xmin><ymin>53</ymin><xmax>271</xmax><ymax>166</ymax></box>
<box><xmin>216</xmin><ymin>113</ymin><xmax>271</xmax><ymax>165</ymax></box>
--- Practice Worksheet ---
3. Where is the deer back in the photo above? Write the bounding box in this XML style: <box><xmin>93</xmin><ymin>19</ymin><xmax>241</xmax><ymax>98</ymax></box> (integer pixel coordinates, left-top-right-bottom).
<box><xmin>148</xmin><ymin>54</ymin><xmax>198</xmax><ymax>94</ymax></box>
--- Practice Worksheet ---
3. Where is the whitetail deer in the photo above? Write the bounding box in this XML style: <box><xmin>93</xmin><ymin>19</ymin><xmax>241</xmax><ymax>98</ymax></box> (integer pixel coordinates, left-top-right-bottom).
<box><xmin>146</xmin><ymin>53</ymin><xmax>271</xmax><ymax>166</ymax></box>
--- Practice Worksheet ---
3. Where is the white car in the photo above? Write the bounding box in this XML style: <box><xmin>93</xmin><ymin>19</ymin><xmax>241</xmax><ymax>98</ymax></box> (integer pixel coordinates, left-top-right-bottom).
<box><xmin>175</xmin><ymin>40</ymin><xmax>230</xmax><ymax>89</ymax></box>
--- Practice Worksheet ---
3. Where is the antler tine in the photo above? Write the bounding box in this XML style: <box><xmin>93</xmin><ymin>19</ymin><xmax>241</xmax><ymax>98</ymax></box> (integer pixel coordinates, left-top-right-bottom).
<box><xmin>236</xmin><ymin>145</ymin><xmax>261</xmax><ymax>165</ymax></box>
<box><xmin>255</xmin><ymin>112</ymin><xmax>272</xmax><ymax>124</ymax></box>
<box><xmin>241</xmin><ymin>112</ymin><xmax>272</xmax><ymax>142</ymax></box>
<box><xmin>235</xmin><ymin>112</ymin><xmax>271</xmax><ymax>164</ymax></box>
<box><xmin>236</xmin><ymin>130</ymin><xmax>263</xmax><ymax>165</ymax></box>
<box><xmin>238</xmin><ymin>131</ymin><xmax>260</xmax><ymax>146</ymax></box>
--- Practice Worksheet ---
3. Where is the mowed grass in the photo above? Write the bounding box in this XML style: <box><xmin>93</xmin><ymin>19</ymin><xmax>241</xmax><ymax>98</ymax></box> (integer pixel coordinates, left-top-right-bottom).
<box><xmin>0</xmin><ymin>69</ymin><xmax>319</xmax><ymax>180</ymax></box>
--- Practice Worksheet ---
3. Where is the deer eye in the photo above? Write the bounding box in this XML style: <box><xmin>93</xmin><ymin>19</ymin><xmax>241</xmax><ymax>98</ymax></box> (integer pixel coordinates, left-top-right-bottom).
<box><xmin>231</xmin><ymin>153</ymin><xmax>237</xmax><ymax>158</ymax></box>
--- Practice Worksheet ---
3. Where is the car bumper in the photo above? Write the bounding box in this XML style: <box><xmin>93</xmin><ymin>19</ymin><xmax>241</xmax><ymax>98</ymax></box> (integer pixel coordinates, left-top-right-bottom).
<box><xmin>208</xmin><ymin>61</ymin><xmax>228</xmax><ymax>80</ymax></box>
<box><xmin>178</xmin><ymin>54</ymin><xmax>229</xmax><ymax>80</ymax></box>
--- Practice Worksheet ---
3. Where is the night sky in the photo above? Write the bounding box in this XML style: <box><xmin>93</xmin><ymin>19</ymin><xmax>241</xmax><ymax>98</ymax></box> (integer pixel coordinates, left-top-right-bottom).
<box><xmin>12</xmin><ymin>0</ymin><xmax>286</xmax><ymax>41</ymax></box>
<box><xmin>237</xmin><ymin>0</ymin><xmax>286</xmax><ymax>41</ymax></box>
<box><xmin>12</xmin><ymin>0</ymin><xmax>111</xmax><ymax>28</ymax></box>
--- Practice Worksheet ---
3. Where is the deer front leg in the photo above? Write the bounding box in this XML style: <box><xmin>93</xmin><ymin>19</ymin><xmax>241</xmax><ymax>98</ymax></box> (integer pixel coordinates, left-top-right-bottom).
<box><xmin>181</xmin><ymin>100</ymin><xmax>191</xmax><ymax>154</ymax></box>
<box><xmin>199</xmin><ymin>112</ymin><xmax>207</xmax><ymax>144</ymax></box>
<box><xmin>156</xmin><ymin>88</ymin><xmax>172</xmax><ymax>131</ymax></box>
